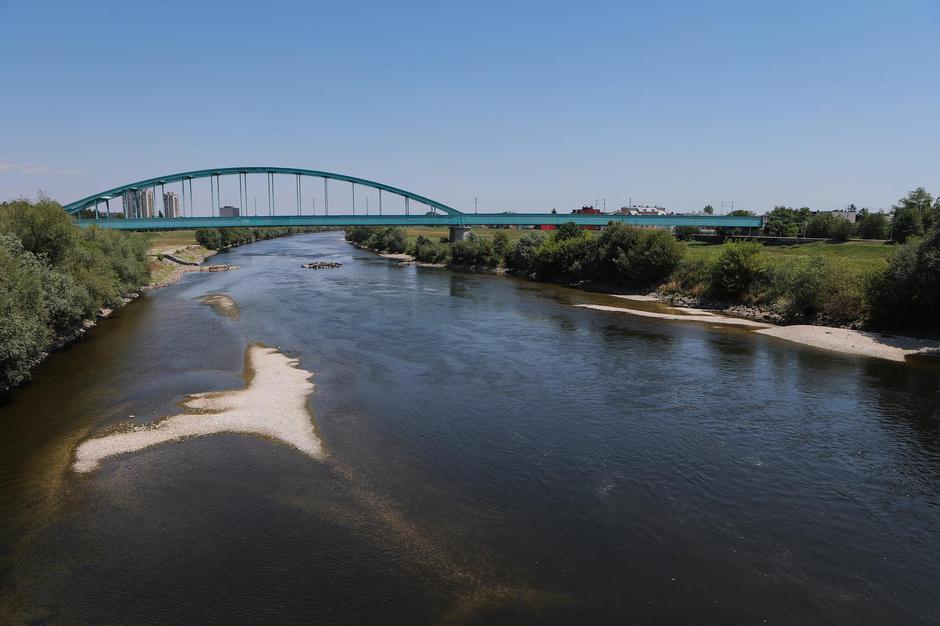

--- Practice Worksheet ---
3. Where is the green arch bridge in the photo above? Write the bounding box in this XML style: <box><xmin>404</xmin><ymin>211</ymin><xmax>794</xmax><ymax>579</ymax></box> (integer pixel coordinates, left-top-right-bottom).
<box><xmin>65</xmin><ymin>167</ymin><xmax>763</xmax><ymax>231</ymax></box>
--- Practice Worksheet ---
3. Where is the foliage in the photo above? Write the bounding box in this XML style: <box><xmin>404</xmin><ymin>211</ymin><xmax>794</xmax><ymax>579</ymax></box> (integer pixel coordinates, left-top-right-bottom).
<box><xmin>450</xmin><ymin>233</ymin><xmax>500</xmax><ymax>267</ymax></box>
<box><xmin>585</xmin><ymin>224</ymin><xmax>683</xmax><ymax>288</ymax></box>
<box><xmin>890</xmin><ymin>206</ymin><xmax>923</xmax><ymax>243</ymax></box>
<box><xmin>410</xmin><ymin>235</ymin><xmax>450</xmax><ymax>263</ymax></box>
<box><xmin>708</xmin><ymin>242</ymin><xmax>768</xmax><ymax>300</ymax></box>
<box><xmin>505</xmin><ymin>232</ymin><xmax>545</xmax><ymax>275</ymax></box>
<box><xmin>763</xmin><ymin>206</ymin><xmax>811</xmax><ymax>237</ymax></box>
<box><xmin>867</xmin><ymin>225</ymin><xmax>940</xmax><ymax>331</ymax></box>
<box><xmin>660</xmin><ymin>258</ymin><xmax>710</xmax><ymax>297</ymax></box>
<box><xmin>0</xmin><ymin>198</ymin><xmax>149</xmax><ymax>389</ymax></box>
<box><xmin>854</xmin><ymin>211</ymin><xmax>889</xmax><ymax>239</ymax></box>
<box><xmin>891</xmin><ymin>187</ymin><xmax>934</xmax><ymax>242</ymax></box>
<box><xmin>554</xmin><ymin>221</ymin><xmax>582</xmax><ymax>241</ymax></box>
<box><xmin>770</xmin><ymin>256</ymin><xmax>866</xmax><ymax>323</ymax></box>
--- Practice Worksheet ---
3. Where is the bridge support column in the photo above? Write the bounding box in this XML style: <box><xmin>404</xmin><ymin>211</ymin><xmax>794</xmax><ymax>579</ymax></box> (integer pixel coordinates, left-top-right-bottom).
<box><xmin>449</xmin><ymin>226</ymin><xmax>471</xmax><ymax>242</ymax></box>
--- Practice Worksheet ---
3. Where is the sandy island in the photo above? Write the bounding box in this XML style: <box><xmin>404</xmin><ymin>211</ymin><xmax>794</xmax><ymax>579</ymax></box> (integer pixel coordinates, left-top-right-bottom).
<box><xmin>577</xmin><ymin>298</ymin><xmax>940</xmax><ymax>363</ymax></box>
<box><xmin>198</xmin><ymin>293</ymin><xmax>240</xmax><ymax>320</ymax></box>
<box><xmin>73</xmin><ymin>345</ymin><xmax>324</xmax><ymax>473</ymax></box>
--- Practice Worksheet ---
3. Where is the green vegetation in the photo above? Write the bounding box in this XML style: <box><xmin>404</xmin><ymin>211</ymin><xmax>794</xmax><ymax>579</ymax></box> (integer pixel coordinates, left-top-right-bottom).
<box><xmin>1</xmin><ymin>197</ymin><xmax>149</xmax><ymax>389</ymax></box>
<box><xmin>194</xmin><ymin>226</ymin><xmax>336</xmax><ymax>250</ymax></box>
<box><xmin>346</xmin><ymin>186</ymin><xmax>940</xmax><ymax>336</ymax></box>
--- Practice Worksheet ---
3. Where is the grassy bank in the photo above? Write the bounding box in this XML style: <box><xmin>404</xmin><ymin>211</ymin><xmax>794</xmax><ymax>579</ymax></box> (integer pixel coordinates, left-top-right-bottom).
<box><xmin>346</xmin><ymin>221</ymin><xmax>940</xmax><ymax>337</ymax></box>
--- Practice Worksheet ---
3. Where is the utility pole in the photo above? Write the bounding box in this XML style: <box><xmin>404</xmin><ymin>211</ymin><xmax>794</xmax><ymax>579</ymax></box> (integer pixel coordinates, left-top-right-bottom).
<box><xmin>474</xmin><ymin>196</ymin><xmax>478</xmax><ymax>214</ymax></box>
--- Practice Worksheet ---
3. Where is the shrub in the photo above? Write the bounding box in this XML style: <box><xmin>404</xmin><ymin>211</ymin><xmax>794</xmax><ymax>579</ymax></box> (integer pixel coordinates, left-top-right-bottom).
<box><xmin>531</xmin><ymin>233</ymin><xmax>594</xmax><ymax>280</ymax></box>
<box><xmin>505</xmin><ymin>232</ymin><xmax>545</xmax><ymax>275</ymax></box>
<box><xmin>450</xmin><ymin>233</ymin><xmax>499</xmax><ymax>267</ymax></box>
<box><xmin>661</xmin><ymin>258</ymin><xmax>710</xmax><ymax>296</ymax></box>
<box><xmin>829</xmin><ymin>218</ymin><xmax>852</xmax><ymax>242</ymax></box>
<box><xmin>709</xmin><ymin>241</ymin><xmax>768</xmax><ymax>300</ymax></box>
<box><xmin>867</xmin><ymin>227</ymin><xmax>940</xmax><ymax>331</ymax></box>
<box><xmin>411</xmin><ymin>236</ymin><xmax>450</xmax><ymax>263</ymax></box>
<box><xmin>770</xmin><ymin>256</ymin><xmax>865</xmax><ymax>323</ymax></box>
<box><xmin>585</xmin><ymin>224</ymin><xmax>683</xmax><ymax>288</ymax></box>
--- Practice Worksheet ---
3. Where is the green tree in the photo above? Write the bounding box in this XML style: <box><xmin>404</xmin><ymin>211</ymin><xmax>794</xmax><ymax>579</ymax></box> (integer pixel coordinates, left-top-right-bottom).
<box><xmin>891</xmin><ymin>187</ymin><xmax>934</xmax><ymax>241</ymax></box>
<box><xmin>703</xmin><ymin>205</ymin><xmax>714</xmax><ymax>215</ymax></box>
<box><xmin>0</xmin><ymin>196</ymin><xmax>77</xmax><ymax>265</ymax></box>
<box><xmin>891</xmin><ymin>206</ymin><xmax>924</xmax><ymax>243</ymax></box>
<box><xmin>554</xmin><ymin>221</ymin><xmax>581</xmax><ymax>241</ymax></box>
<box><xmin>854</xmin><ymin>211</ymin><xmax>888</xmax><ymax>239</ymax></box>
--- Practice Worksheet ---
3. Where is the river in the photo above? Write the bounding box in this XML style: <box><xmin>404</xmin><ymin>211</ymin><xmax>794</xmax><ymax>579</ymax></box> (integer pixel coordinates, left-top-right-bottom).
<box><xmin>1</xmin><ymin>232</ymin><xmax>939</xmax><ymax>624</ymax></box>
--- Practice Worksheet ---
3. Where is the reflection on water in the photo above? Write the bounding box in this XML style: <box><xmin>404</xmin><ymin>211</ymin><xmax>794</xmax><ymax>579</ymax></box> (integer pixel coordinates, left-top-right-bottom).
<box><xmin>1</xmin><ymin>232</ymin><xmax>940</xmax><ymax>625</ymax></box>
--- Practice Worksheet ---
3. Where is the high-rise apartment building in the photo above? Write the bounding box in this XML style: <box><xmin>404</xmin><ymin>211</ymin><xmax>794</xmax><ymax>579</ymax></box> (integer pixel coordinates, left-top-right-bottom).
<box><xmin>163</xmin><ymin>191</ymin><xmax>180</xmax><ymax>218</ymax></box>
<box><xmin>122</xmin><ymin>189</ymin><xmax>154</xmax><ymax>219</ymax></box>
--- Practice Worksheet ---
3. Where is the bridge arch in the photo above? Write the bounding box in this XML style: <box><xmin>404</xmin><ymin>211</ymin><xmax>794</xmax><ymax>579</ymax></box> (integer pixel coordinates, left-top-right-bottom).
<box><xmin>62</xmin><ymin>167</ymin><xmax>463</xmax><ymax>216</ymax></box>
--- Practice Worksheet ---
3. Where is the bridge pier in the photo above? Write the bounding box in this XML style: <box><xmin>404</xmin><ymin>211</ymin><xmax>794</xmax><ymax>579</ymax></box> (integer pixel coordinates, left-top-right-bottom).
<box><xmin>449</xmin><ymin>226</ymin><xmax>471</xmax><ymax>242</ymax></box>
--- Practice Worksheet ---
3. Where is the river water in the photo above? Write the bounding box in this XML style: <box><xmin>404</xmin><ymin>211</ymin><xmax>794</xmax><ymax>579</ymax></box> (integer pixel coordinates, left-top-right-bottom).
<box><xmin>1</xmin><ymin>232</ymin><xmax>939</xmax><ymax>624</ymax></box>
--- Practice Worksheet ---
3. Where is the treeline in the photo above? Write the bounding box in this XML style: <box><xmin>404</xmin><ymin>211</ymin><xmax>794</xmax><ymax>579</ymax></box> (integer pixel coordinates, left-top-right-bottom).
<box><xmin>760</xmin><ymin>188</ymin><xmax>939</xmax><ymax>242</ymax></box>
<box><xmin>1</xmin><ymin>197</ymin><xmax>149</xmax><ymax>389</ymax></box>
<box><xmin>194</xmin><ymin>226</ymin><xmax>337</xmax><ymax>250</ymax></box>
<box><xmin>345</xmin><ymin>205</ymin><xmax>940</xmax><ymax>335</ymax></box>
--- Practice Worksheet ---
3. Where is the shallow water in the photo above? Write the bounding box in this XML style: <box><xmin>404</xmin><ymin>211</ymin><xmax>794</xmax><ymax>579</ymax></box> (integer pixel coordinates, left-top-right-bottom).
<box><xmin>1</xmin><ymin>232</ymin><xmax>939</xmax><ymax>624</ymax></box>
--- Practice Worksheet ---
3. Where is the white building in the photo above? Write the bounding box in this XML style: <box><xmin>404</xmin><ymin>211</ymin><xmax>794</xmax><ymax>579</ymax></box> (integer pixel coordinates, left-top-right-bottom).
<box><xmin>122</xmin><ymin>189</ymin><xmax>154</xmax><ymax>218</ymax></box>
<box><xmin>163</xmin><ymin>191</ymin><xmax>180</xmax><ymax>218</ymax></box>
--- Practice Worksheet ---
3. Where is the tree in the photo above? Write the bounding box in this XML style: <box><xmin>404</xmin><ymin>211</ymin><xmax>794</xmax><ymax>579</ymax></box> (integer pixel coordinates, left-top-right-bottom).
<box><xmin>891</xmin><ymin>206</ymin><xmax>924</xmax><ymax>243</ymax></box>
<box><xmin>554</xmin><ymin>221</ymin><xmax>581</xmax><ymax>241</ymax></box>
<box><xmin>763</xmin><ymin>206</ymin><xmax>801</xmax><ymax>237</ymax></box>
<box><xmin>0</xmin><ymin>196</ymin><xmax>77</xmax><ymax>265</ymax></box>
<box><xmin>804</xmin><ymin>213</ymin><xmax>835</xmax><ymax>238</ymax></box>
<box><xmin>703</xmin><ymin>205</ymin><xmax>714</xmax><ymax>215</ymax></box>
<box><xmin>892</xmin><ymin>187</ymin><xmax>934</xmax><ymax>240</ymax></box>
<box><xmin>854</xmin><ymin>211</ymin><xmax>889</xmax><ymax>239</ymax></box>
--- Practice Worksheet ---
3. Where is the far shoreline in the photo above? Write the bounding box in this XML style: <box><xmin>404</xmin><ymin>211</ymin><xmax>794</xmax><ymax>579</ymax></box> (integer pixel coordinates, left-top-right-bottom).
<box><xmin>356</xmin><ymin>239</ymin><xmax>940</xmax><ymax>364</ymax></box>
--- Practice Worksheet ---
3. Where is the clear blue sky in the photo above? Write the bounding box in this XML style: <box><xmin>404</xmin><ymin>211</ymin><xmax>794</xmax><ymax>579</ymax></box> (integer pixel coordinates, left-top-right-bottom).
<box><xmin>1</xmin><ymin>0</ymin><xmax>938</xmax><ymax>214</ymax></box>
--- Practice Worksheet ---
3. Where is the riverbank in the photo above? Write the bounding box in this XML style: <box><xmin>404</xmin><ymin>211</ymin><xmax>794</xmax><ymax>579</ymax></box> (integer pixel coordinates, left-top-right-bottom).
<box><xmin>579</xmin><ymin>296</ymin><xmax>940</xmax><ymax>363</ymax></box>
<box><xmin>357</xmin><ymin>238</ymin><xmax>940</xmax><ymax>364</ymax></box>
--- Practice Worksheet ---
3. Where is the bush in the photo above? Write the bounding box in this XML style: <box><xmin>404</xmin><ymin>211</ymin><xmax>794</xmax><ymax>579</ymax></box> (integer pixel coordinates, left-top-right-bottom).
<box><xmin>867</xmin><ymin>227</ymin><xmax>940</xmax><ymax>331</ymax></box>
<box><xmin>829</xmin><ymin>218</ymin><xmax>852</xmax><ymax>242</ymax></box>
<box><xmin>411</xmin><ymin>236</ymin><xmax>450</xmax><ymax>263</ymax></box>
<box><xmin>709</xmin><ymin>242</ymin><xmax>768</xmax><ymax>300</ymax></box>
<box><xmin>505</xmin><ymin>232</ymin><xmax>545</xmax><ymax>275</ymax></box>
<box><xmin>586</xmin><ymin>224</ymin><xmax>683</xmax><ymax>288</ymax></box>
<box><xmin>855</xmin><ymin>212</ymin><xmax>889</xmax><ymax>239</ymax></box>
<box><xmin>450</xmin><ymin>233</ymin><xmax>499</xmax><ymax>267</ymax></box>
<box><xmin>531</xmin><ymin>233</ymin><xmax>594</xmax><ymax>280</ymax></box>
<box><xmin>661</xmin><ymin>258</ymin><xmax>710</xmax><ymax>297</ymax></box>
<box><xmin>0</xmin><ymin>199</ymin><xmax>152</xmax><ymax>388</ymax></box>
<box><xmin>771</xmin><ymin>256</ymin><xmax>865</xmax><ymax>323</ymax></box>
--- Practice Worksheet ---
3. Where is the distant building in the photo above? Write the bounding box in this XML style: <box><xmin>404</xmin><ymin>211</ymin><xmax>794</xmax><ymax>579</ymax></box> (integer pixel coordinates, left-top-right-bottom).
<box><xmin>618</xmin><ymin>205</ymin><xmax>668</xmax><ymax>229</ymax></box>
<box><xmin>122</xmin><ymin>189</ymin><xmax>153</xmax><ymax>219</ymax></box>
<box><xmin>571</xmin><ymin>205</ymin><xmax>603</xmax><ymax>229</ymax></box>
<box><xmin>219</xmin><ymin>205</ymin><xmax>240</xmax><ymax>218</ymax></box>
<box><xmin>163</xmin><ymin>191</ymin><xmax>180</xmax><ymax>218</ymax></box>
<box><xmin>571</xmin><ymin>205</ymin><xmax>602</xmax><ymax>215</ymax></box>
<box><xmin>822</xmin><ymin>209</ymin><xmax>858</xmax><ymax>224</ymax></box>
<box><xmin>618</xmin><ymin>205</ymin><xmax>667</xmax><ymax>216</ymax></box>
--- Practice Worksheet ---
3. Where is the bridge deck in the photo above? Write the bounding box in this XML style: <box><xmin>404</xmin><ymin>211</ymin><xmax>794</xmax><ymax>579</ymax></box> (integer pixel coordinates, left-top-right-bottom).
<box><xmin>75</xmin><ymin>214</ymin><xmax>762</xmax><ymax>230</ymax></box>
